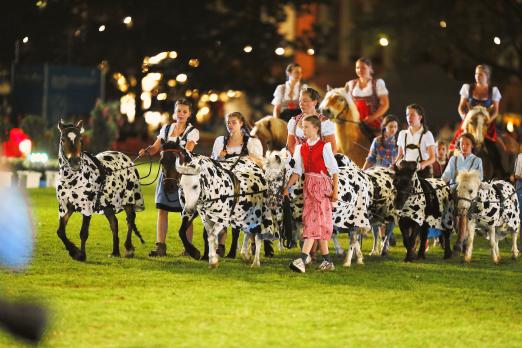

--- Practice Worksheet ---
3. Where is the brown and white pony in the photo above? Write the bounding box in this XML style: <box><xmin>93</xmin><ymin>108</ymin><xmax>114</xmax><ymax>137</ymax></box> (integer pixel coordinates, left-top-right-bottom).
<box><xmin>318</xmin><ymin>86</ymin><xmax>367</xmax><ymax>167</ymax></box>
<box><xmin>250</xmin><ymin>116</ymin><xmax>288</xmax><ymax>154</ymax></box>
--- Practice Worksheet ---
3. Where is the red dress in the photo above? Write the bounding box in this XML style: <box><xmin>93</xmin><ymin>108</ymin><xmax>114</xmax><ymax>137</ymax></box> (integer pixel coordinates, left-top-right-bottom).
<box><xmin>348</xmin><ymin>79</ymin><xmax>382</xmax><ymax>130</ymax></box>
<box><xmin>300</xmin><ymin>140</ymin><xmax>333</xmax><ymax>240</ymax></box>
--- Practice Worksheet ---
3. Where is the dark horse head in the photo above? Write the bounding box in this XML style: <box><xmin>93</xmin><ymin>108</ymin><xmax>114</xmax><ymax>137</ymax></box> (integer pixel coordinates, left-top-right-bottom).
<box><xmin>58</xmin><ymin>120</ymin><xmax>84</xmax><ymax>172</ymax></box>
<box><xmin>159</xmin><ymin>139</ymin><xmax>190</xmax><ymax>194</ymax></box>
<box><xmin>392</xmin><ymin>161</ymin><xmax>418</xmax><ymax>210</ymax></box>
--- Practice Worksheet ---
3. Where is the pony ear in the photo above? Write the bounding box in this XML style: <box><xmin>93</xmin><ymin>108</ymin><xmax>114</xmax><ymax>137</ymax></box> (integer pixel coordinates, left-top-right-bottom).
<box><xmin>58</xmin><ymin>119</ymin><xmax>66</xmax><ymax>132</ymax></box>
<box><xmin>76</xmin><ymin>120</ymin><xmax>85</xmax><ymax>134</ymax></box>
<box><xmin>250</xmin><ymin>125</ymin><xmax>258</xmax><ymax>137</ymax></box>
<box><xmin>326</xmin><ymin>85</ymin><xmax>332</xmax><ymax>92</ymax></box>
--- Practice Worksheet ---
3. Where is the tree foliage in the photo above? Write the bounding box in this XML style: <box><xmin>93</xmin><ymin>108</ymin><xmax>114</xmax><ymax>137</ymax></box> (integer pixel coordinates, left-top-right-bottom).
<box><xmin>350</xmin><ymin>0</ymin><xmax>522</xmax><ymax>81</ymax></box>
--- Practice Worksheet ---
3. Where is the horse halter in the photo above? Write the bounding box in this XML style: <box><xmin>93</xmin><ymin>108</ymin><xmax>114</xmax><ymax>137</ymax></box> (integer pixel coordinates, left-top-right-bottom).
<box><xmin>59</xmin><ymin>127</ymin><xmax>83</xmax><ymax>167</ymax></box>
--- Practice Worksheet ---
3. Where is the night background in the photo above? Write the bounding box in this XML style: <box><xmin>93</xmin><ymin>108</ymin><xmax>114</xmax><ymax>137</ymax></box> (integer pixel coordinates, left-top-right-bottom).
<box><xmin>1</xmin><ymin>0</ymin><xmax>521</xmax><ymax>156</ymax></box>
<box><xmin>1</xmin><ymin>2</ymin><xmax>522</xmax><ymax>347</ymax></box>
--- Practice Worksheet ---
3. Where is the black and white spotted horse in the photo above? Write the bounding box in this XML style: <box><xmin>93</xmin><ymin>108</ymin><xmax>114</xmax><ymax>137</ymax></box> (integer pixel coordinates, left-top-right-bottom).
<box><xmin>56</xmin><ymin>120</ymin><xmax>145</xmax><ymax>261</ymax></box>
<box><xmin>264</xmin><ymin>150</ymin><xmax>374</xmax><ymax>267</ymax></box>
<box><xmin>159</xmin><ymin>141</ymin><xmax>274</xmax><ymax>261</ymax></box>
<box><xmin>175</xmin><ymin>151</ymin><xmax>275</xmax><ymax>268</ymax></box>
<box><xmin>454</xmin><ymin>170</ymin><xmax>520</xmax><ymax>264</ymax></box>
<box><xmin>364</xmin><ymin>166</ymin><xmax>399</xmax><ymax>255</ymax></box>
<box><xmin>392</xmin><ymin>161</ymin><xmax>453</xmax><ymax>262</ymax></box>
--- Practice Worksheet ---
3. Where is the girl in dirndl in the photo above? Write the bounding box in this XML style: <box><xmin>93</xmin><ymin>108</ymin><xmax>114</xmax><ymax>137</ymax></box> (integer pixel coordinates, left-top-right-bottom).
<box><xmin>138</xmin><ymin>99</ymin><xmax>199</xmax><ymax>257</ymax></box>
<box><xmin>272</xmin><ymin>63</ymin><xmax>308</xmax><ymax>122</ymax></box>
<box><xmin>284</xmin><ymin>115</ymin><xmax>339</xmax><ymax>273</ymax></box>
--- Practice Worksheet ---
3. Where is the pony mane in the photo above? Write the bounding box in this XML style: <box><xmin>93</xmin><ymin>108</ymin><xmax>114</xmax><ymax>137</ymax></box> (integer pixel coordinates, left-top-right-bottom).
<box><xmin>456</xmin><ymin>169</ymin><xmax>481</xmax><ymax>188</ymax></box>
<box><xmin>461</xmin><ymin>106</ymin><xmax>490</xmax><ymax>131</ymax></box>
<box><xmin>320</xmin><ymin>87</ymin><xmax>360</xmax><ymax>123</ymax></box>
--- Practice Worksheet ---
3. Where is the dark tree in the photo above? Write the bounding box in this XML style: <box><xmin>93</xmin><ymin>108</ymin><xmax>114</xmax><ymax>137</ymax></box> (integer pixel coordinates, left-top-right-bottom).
<box><xmin>350</xmin><ymin>0</ymin><xmax>522</xmax><ymax>81</ymax></box>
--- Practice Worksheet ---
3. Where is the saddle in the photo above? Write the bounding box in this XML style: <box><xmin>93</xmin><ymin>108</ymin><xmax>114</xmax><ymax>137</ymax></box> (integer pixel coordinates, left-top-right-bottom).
<box><xmin>418</xmin><ymin>178</ymin><xmax>441</xmax><ymax>218</ymax></box>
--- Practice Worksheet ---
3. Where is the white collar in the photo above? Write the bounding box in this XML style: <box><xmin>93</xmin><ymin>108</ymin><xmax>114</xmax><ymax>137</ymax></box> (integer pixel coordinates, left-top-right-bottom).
<box><xmin>307</xmin><ymin>138</ymin><xmax>320</xmax><ymax>146</ymax></box>
<box><xmin>408</xmin><ymin>126</ymin><xmax>424</xmax><ymax>136</ymax></box>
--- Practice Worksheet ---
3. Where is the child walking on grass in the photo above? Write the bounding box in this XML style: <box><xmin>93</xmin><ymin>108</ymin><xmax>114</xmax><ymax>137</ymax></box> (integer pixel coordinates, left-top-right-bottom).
<box><xmin>283</xmin><ymin>115</ymin><xmax>339</xmax><ymax>273</ymax></box>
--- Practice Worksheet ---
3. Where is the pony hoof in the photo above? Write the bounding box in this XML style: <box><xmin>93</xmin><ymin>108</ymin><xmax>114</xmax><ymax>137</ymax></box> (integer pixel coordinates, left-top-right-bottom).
<box><xmin>109</xmin><ymin>253</ymin><xmax>121</xmax><ymax>258</ymax></box>
<box><xmin>251</xmin><ymin>262</ymin><xmax>260</xmax><ymax>268</ymax></box>
<box><xmin>464</xmin><ymin>256</ymin><xmax>471</xmax><ymax>263</ymax></box>
<box><xmin>209</xmin><ymin>261</ymin><xmax>219</xmax><ymax>269</ymax></box>
<box><xmin>200</xmin><ymin>254</ymin><xmax>209</xmax><ymax>261</ymax></box>
<box><xmin>74</xmin><ymin>252</ymin><xmax>86</xmax><ymax>262</ymax></box>
<box><xmin>241</xmin><ymin>253</ymin><xmax>251</xmax><ymax>263</ymax></box>
<box><xmin>124</xmin><ymin>250</ymin><xmax>135</xmax><ymax>258</ymax></box>
<box><xmin>226</xmin><ymin>252</ymin><xmax>237</xmax><ymax>259</ymax></box>
<box><xmin>356</xmin><ymin>260</ymin><xmax>364</xmax><ymax>265</ymax></box>
<box><xmin>187</xmin><ymin>247</ymin><xmax>201</xmax><ymax>260</ymax></box>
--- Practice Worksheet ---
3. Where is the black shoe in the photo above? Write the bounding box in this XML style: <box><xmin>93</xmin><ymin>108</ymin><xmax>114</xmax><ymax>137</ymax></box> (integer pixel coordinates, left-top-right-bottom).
<box><xmin>149</xmin><ymin>242</ymin><xmax>167</xmax><ymax>257</ymax></box>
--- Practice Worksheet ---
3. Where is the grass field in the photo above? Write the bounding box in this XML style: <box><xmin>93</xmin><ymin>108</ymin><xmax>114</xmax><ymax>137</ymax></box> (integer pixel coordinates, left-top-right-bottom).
<box><xmin>1</xmin><ymin>164</ymin><xmax>522</xmax><ymax>347</ymax></box>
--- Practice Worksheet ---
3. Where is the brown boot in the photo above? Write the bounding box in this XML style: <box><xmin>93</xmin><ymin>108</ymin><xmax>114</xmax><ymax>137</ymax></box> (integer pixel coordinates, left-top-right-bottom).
<box><xmin>149</xmin><ymin>242</ymin><xmax>167</xmax><ymax>257</ymax></box>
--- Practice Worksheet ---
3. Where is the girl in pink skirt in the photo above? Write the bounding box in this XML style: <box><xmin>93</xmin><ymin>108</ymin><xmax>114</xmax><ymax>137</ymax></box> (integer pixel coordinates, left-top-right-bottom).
<box><xmin>283</xmin><ymin>115</ymin><xmax>339</xmax><ymax>272</ymax></box>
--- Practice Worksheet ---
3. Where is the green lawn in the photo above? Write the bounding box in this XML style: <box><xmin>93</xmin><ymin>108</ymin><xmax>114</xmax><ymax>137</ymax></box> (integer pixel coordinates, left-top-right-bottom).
<box><xmin>1</xmin><ymin>164</ymin><xmax>522</xmax><ymax>347</ymax></box>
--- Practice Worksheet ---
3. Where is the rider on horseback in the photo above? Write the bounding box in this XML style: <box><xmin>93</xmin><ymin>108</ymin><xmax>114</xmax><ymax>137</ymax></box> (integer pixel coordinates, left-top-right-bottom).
<box><xmin>345</xmin><ymin>57</ymin><xmax>390</xmax><ymax>141</ymax></box>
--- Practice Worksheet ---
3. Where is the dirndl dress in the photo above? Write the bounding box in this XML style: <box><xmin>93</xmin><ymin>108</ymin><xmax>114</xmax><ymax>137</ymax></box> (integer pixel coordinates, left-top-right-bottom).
<box><xmin>302</xmin><ymin>172</ymin><xmax>333</xmax><ymax>240</ymax></box>
<box><xmin>155</xmin><ymin>172</ymin><xmax>183</xmax><ymax>212</ymax></box>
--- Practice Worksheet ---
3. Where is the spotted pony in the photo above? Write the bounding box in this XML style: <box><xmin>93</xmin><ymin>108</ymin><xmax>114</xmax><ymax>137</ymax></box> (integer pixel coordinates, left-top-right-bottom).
<box><xmin>264</xmin><ymin>150</ymin><xmax>374</xmax><ymax>267</ymax></box>
<box><xmin>176</xmin><ymin>151</ymin><xmax>274</xmax><ymax>268</ymax></box>
<box><xmin>393</xmin><ymin>161</ymin><xmax>454</xmax><ymax>262</ymax></box>
<box><xmin>56</xmin><ymin>120</ymin><xmax>144</xmax><ymax>261</ymax></box>
<box><xmin>454</xmin><ymin>170</ymin><xmax>520</xmax><ymax>264</ymax></box>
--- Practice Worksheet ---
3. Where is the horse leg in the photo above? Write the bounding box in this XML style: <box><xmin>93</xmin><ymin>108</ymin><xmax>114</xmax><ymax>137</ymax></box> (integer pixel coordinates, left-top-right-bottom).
<box><xmin>123</xmin><ymin>206</ymin><xmax>136</xmax><ymax>258</ymax></box>
<box><xmin>511</xmin><ymin>228</ymin><xmax>520</xmax><ymax>260</ymax></box>
<box><xmin>443</xmin><ymin>229</ymin><xmax>452</xmax><ymax>260</ymax></box>
<box><xmin>487</xmin><ymin>227</ymin><xmax>500</xmax><ymax>264</ymax></box>
<box><xmin>331</xmin><ymin>229</ymin><xmax>345</xmax><ymax>256</ymax></box>
<box><xmin>417</xmin><ymin>224</ymin><xmax>428</xmax><ymax>260</ymax></box>
<box><xmin>56</xmin><ymin>208</ymin><xmax>82</xmax><ymax>260</ymax></box>
<box><xmin>264</xmin><ymin>240</ymin><xmax>274</xmax><ymax>257</ymax></box>
<box><xmin>464</xmin><ymin>221</ymin><xmax>476</xmax><ymax>263</ymax></box>
<box><xmin>206</xmin><ymin>223</ymin><xmax>220</xmax><ymax>268</ymax></box>
<box><xmin>201</xmin><ymin>228</ymin><xmax>209</xmax><ymax>261</ymax></box>
<box><xmin>398</xmin><ymin>219</ymin><xmax>414</xmax><ymax>262</ymax></box>
<box><xmin>226</xmin><ymin>227</ymin><xmax>240</xmax><ymax>259</ymax></box>
<box><xmin>78</xmin><ymin>215</ymin><xmax>91</xmax><ymax>261</ymax></box>
<box><xmin>179</xmin><ymin>213</ymin><xmax>201</xmax><ymax>260</ymax></box>
<box><xmin>240</xmin><ymin>232</ymin><xmax>251</xmax><ymax>262</ymax></box>
<box><xmin>105</xmin><ymin>213</ymin><xmax>120</xmax><ymax>257</ymax></box>
<box><xmin>252</xmin><ymin>233</ymin><xmax>262</xmax><ymax>268</ymax></box>
<box><xmin>369</xmin><ymin>225</ymin><xmax>379</xmax><ymax>256</ymax></box>
<box><xmin>343</xmin><ymin>230</ymin><xmax>356</xmax><ymax>267</ymax></box>
<box><xmin>355</xmin><ymin>231</ymin><xmax>364</xmax><ymax>265</ymax></box>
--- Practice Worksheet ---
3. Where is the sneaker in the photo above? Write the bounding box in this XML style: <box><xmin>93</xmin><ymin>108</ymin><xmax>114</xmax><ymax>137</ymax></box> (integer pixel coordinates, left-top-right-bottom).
<box><xmin>317</xmin><ymin>260</ymin><xmax>335</xmax><ymax>271</ymax></box>
<box><xmin>289</xmin><ymin>258</ymin><xmax>306</xmax><ymax>273</ymax></box>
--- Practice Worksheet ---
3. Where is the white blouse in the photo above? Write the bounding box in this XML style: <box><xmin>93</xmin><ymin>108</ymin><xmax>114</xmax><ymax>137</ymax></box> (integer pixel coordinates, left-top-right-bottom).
<box><xmin>292</xmin><ymin>139</ymin><xmax>339</xmax><ymax>176</ymax></box>
<box><xmin>287</xmin><ymin>117</ymin><xmax>336</xmax><ymax>137</ymax></box>
<box><xmin>211</xmin><ymin>136</ymin><xmax>264</xmax><ymax>160</ymax></box>
<box><xmin>459</xmin><ymin>84</ymin><xmax>501</xmax><ymax>102</ymax></box>
<box><xmin>397</xmin><ymin>127</ymin><xmax>435</xmax><ymax>162</ymax></box>
<box><xmin>271</xmin><ymin>80</ymin><xmax>309</xmax><ymax>105</ymax></box>
<box><xmin>348</xmin><ymin>78</ymin><xmax>388</xmax><ymax>97</ymax></box>
<box><xmin>157</xmin><ymin>123</ymin><xmax>199</xmax><ymax>147</ymax></box>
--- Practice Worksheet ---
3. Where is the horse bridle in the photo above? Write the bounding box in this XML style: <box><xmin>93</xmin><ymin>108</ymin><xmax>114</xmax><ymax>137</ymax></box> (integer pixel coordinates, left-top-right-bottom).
<box><xmin>327</xmin><ymin>97</ymin><xmax>359</xmax><ymax>125</ymax></box>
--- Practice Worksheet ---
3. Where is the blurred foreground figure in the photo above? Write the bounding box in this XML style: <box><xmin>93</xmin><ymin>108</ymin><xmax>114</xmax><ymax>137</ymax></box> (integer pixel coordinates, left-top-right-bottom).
<box><xmin>0</xmin><ymin>183</ymin><xmax>48</xmax><ymax>343</ymax></box>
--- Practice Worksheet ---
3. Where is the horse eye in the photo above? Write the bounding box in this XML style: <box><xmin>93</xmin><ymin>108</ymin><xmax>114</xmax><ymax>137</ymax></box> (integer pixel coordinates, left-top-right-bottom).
<box><xmin>468</xmin><ymin>189</ymin><xmax>473</xmax><ymax>194</ymax></box>
<box><xmin>192</xmin><ymin>185</ymin><xmax>198</xmax><ymax>190</ymax></box>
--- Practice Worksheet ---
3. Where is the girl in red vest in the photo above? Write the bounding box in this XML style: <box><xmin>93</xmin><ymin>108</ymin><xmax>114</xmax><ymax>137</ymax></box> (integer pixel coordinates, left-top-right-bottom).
<box><xmin>346</xmin><ymin>57</ymin><xmax>390</xmax><ymax>135</ymax></box>
<box><xmin>283</xmin><ymin>115</ymin><xmax>339</xmax><ymax>273</ymax></box>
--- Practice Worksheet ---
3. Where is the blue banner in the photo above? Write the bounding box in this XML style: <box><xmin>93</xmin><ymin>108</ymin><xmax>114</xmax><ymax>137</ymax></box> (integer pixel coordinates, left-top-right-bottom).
<box><xmin>12</xmin><ymin>64</ymin><xmax>101</xmax><ymax>126</ymax></box>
